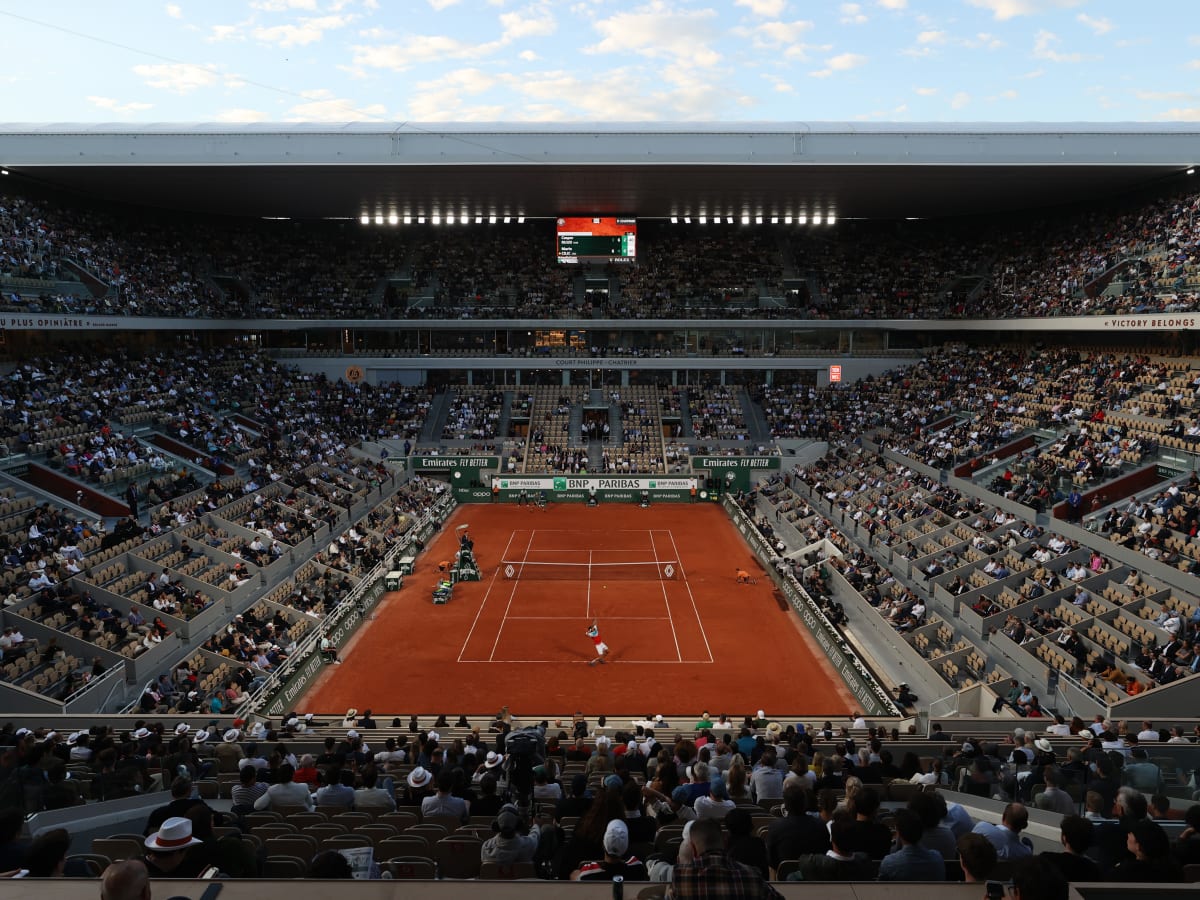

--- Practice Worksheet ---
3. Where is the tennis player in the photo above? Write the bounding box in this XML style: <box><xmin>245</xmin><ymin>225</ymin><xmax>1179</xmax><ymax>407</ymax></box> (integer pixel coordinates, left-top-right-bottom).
<box><xmin>735</xmin><ymin>568</ymin><xmax>752</xmax><ymax>583</ymax></box>
<box><xmin>586</xmin><ymin>619</ymin><xmax>609</xmax><ymax>666</ymax></box>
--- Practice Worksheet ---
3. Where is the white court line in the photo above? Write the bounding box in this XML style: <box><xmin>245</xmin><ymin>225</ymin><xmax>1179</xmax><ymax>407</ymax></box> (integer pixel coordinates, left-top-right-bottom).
<box><xmin>514</xmin><ymin>547</ymin><xmax>657</xmax><ymax>552</ymax></box>
<box><xmin>489</xmin><ymin>529</ymin><xmax>536</xmax><ymax>661</ymax></box>
<box><xmin>458</xmin><ymin>528</ymin><xmax>520</xmax><ymax>662</ymax></box>
<box><xmin>586</xmin><ymin>549</ymin><xmax>592</xmax><ymax>620</ymax></box>
<box><xmin>461</xmin><ymin>659</ymin><xmax>718</xmax><ymax>665</ymax></box>
<box><xmin>666</xmin><ymin>528</ymin><xmax>715</xmax><ymax>663</ymax></box>
<box><xmin>506</xmin><ymin>615</ymin><xmax>670</xmax><ymax>621</ymax></box>
<box><xmin>648</xmin><ymin>529</ymin><xmax>681</xmax><ymax>662</ymax></box>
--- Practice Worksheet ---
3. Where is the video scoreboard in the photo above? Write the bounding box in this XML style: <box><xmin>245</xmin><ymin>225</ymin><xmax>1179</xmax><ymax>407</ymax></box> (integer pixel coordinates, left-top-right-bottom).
<box><xmin>556</xmin><ymin>217</ymin><xmax>637</xmax><ymax>264</ymax></box>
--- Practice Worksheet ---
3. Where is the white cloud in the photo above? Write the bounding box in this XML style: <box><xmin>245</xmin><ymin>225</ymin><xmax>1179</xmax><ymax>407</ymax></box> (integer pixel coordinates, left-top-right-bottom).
<box><xmin>1156</xmin><ymin>107</ymin><xmax>1200</xmax><ymax>121</ymax></box>
<box><xmin>996</xmin><ymin>89</ymin><xmax>1017</xmax><ymax>99</ymax></box>
<box><xmin>739</xmin><ymin>19</ymin><xmax>815</xmax><ymax>47</ymax></box>
<box><xmin>406</xmin><ymin>68</ymin><xmax>498</xmax><ymax>120</ymax></box>
<box><xmin>734</xmin><ymin>0</ymin><xmax>786</xmax><ymax>16</ymax></box>
<box><xmin>1033</xmin><ymin>29</ymin><xmax>1085</xmax><ymax>62</ymax></box>
<box><xmin>165</xmin><ymin>4</ymin><xmax>183</xmax><ymax>18</ymax></box>
<box><xmin>214</xmin><ymin>107</ymin><xmax>270</xmax><ymax>122</ymax></box>
<box><xmin>967</xmin><ymin>0</ymin><xmax>1081</xmax><ymax>21</ymax></box>
<box><xmin>783</xmin><ymin>41</ymin><xmax>831</xmax><ymax>61</ymax></box>
<box><xmin>1186</xmin><ymin>59</ymin><xmax>1200</xmax><ymax>69</ymax></box>
<box><xmin>500</xmin><ymin>5</ymin><xmax>556</xmax><ymax>41</ymax></box>
<box><xmin>1020</xmin><ymin>68</ymin><xmax>1044</xmax><ymax>78</ymax></box>
<box><xmin>1076</xmin><ymin>13</ymin><xmax>1112</xmax><ymax>35</ymax></box>
<box><xmin>964</xmin><ymin>32</ymin><xmax>1004</xmax><ymax>49</ymax></box>
<box><xmin>950</xmin><ymin>90</ymin><xmax>970</xmax><ymax>109</ymax></box>
<box><xmin>353</xmin><ymin>35</ymin><xmax>501</xmax><ymax>69</ymax></box>
<box><xmin>352</xmin><ymin>3</ymin><xmax>554</xmax><ymax>72</ymax></box>
<box><xmin>502</xmin><ymin>61</ymin><xmax>745</xmax><ymax>120</ymax></box>
<box><xmin>519</xmin><ymin>49</ymin><xmax>539</xmax><ymax>61</ymax></box>
<box><xmin>809</xmin><ymin>51</ymin><xmax>867</xmax><ymax>78</ymax></box>
<box><xmin>133</xmin><ymin>62</ymin><xmax>221</xmax><ymax>93</ymax></box>
<box><xmin>588</xmin><ymin>3</ymin><xmax>722</xmax><ymax>67</ymax></box>
<box><xmin>914</xmin><ymin>86</ymin><xmax>938</xmax><ymax>95</ymax></box>
<box><xmin>840</xmin><ymin>3</ymin><xmax>867</xmax><ymax>24</ymax></box>
<box><xmin>253</xmin><ymin>14</ymin><xmax>351</xmax><ymax>47</ymax></box>
<box><xmin>428</xmin><ymin>0</ymin><xmax>461</xmax><ymax>7</ymax></box>
<box><xmin>87</xmin><ymin>95</ymin><xmax>153</xmax><ymax>114</ymax></box>
<box><xmin>250</xmin><ymin>0</ymin><xmax>318</xmax><ymax>10</ymax></box>
<box><xmin>1135</xmin><ymin>90</ymin><xmax>1196</xmax><ymax>101</ymax></box>
<box><xmin>917</xmin><ymin>30</ymin><xmax>945</xmax><ymax>44</ymax></box>
<box><xmin>287</xmin><ymin>89</ymin><xmax>386</xmax><ymax>121</ymax></box>
<box><xmin>208</xmin><ymin>20</ymin><xmax>254</xmax><ymax>42</ymax></box>
<box><xmin>877</xmin><ymin>0</ymin><xmax>906</xmax><ymax>9</ymax></box>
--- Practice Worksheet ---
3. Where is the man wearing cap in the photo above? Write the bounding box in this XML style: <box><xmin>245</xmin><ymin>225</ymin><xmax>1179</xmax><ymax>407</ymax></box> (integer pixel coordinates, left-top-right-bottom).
<box><xmin>142</xmin><ymin>816</ymin><xmax>206</xmax><ymax>879</ymax></box>
<box><xmin>572</xmin><ymin>819</ymin><xmax>649</xmax><ymax>882</ymax></box>
<box><xmin>481</xmin><ymin>803</ymin><xmax>541</xmax><ymax>864</ymax></box>
<box><xmin>401</xmin><ymin>766</ymin><xmax>435</xmax><ymax>807</ymax></box>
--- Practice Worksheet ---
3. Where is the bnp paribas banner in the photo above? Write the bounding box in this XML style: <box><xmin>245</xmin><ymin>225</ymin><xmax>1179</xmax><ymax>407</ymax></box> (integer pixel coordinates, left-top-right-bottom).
<box><xmin>491</xmin><ymin>475</ymin><xmax>697</xmax><ymax>502</ymax></box>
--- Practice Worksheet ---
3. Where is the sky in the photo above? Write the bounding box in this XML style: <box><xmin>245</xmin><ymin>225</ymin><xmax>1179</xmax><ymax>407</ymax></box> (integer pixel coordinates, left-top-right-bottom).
<box><xmin>0</xmin><ymin>0</ymin><xmax>1198</xmax><ymax>123</ymax></box>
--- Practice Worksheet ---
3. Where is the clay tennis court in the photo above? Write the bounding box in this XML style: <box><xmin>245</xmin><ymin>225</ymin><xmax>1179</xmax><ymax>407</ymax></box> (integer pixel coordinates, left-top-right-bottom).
<box><xmin>302</xmin><ymin>502</ymin><xmax>857</xmax><ymax>717</ymax></box>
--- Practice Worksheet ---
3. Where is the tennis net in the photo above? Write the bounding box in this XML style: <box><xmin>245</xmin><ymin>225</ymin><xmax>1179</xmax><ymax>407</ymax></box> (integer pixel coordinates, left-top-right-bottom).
<box><xmin>499</xmin><ymin>559</ymin><xmax>680</xmax><ymax>581</ymax></box>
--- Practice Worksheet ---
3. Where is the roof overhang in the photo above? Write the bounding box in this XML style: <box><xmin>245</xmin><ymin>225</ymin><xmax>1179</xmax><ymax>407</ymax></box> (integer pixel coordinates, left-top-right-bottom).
<box><xmin>0</xmin><ymin>122</ymin><xmax>1196</xmax><ymax>221</ymax></box>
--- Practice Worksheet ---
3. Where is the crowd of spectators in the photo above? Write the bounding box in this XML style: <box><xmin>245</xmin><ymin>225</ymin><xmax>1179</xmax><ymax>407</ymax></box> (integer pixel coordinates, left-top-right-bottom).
<box><xmin>0</xmin><ymin>711</ymin><xmax>1196</xmax><ymax>887</ymax></box>
<box><xmin>5</xmin><ymin>181</ymin><xmax>1200</xmax><ymax>322</ymax></box>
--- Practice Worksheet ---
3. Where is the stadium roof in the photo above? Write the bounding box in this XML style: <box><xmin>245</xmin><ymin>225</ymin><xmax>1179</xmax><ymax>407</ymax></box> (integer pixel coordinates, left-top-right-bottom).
<box><xmin>1</xmin><ymin>122</ymin><xmax>1197</xmax><ymax>221</ymax></box>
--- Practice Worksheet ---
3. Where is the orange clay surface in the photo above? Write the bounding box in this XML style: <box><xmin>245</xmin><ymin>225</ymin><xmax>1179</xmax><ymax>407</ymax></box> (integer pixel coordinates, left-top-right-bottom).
<box><xmin>301</xmin><ymin>502</ymin><xmax>857</xmax><ymax>717</ymax></box>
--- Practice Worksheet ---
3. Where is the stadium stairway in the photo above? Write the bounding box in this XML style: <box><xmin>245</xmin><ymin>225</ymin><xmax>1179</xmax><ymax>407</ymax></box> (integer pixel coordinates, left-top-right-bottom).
<box><xmin>568</xmin><ymin>400</ymin><xmax>584</xmax><ymax>444</ymax></box>
<box><xmin>607</xmin><ymin>402</ymin><xmax>622</xmax><ymax>445</ymax></box>
<box><xmin>494</xmin><ymin>391</ymin><xmax>513</xmax><ymax>441</ymax></box>
<box><xmin>679</xmin><ymin>390</ymin><xmax>695</xmax><ymax>438</ymax></box>
<box><xmin>420</xmin><ymin>391</ymin><xmax>451</xmax><ymax>443</ymax></box>
<box><xmin>739</xmin><ymin>387</ymin><xmax>772</xmax><ymax>443</ymax></box>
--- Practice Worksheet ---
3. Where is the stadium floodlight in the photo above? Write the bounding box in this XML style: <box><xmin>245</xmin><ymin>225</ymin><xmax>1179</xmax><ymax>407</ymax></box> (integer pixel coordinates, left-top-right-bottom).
<box><xmin>1189</xmin><ymin>167</ymin><xmax>1196</xmax><ymax>175</ymax></box>
<box><xmin>683</xmin><ymin>217</ymin><xmax>691</xmax><ymax>224</ymax></box>
<box><xmin>517</xmin><ymin>216</ymin><xmax>525</xmax><ymax>224</ymax></box>
<box><xmin>503</xmin><ymin>216</ymin><xmax>511</xmax><ymax>223</ymax></box>
<box><xmin>431</xmin><ymin>215</ymin><xmax>441</xmax><ymax>225</ymax></box>
<box><xmin>359</xmin><ymin>214</ymin><xmax>370</xmax><ymax>225</ymax></box>
<box><xmin>403</xmin><ymin>215</ymin><xmax>412</xmax><ymax>224</ymax></box>
<box><xmin>798</xmin><ymin>214</ymin><xmax>807</xmax><ymax>225</ymax></box>
<box><xmin>475</xmin><ymin>216</ymin><xmax>483</xmax><ymax>224</ymax></box>
<box><xmin>755</xmin><ymin>216</ymin><xmax>763</xmax><ymax>225</ymax></box>
<box><xmin>488</xmin><ymin>215</ymin><xmax>497</xmax><ymax>224</ymax></box>
<box><xmin>417</xmin><ymin>216</ymin><xmax>426</xmax><ymax>224</ymax></box>
<box><xmin>826</xmin><ymin>214</ymin><xmax>836</xmax><ymax>225</ymax></box>
<box><xmin>770</xmin><ymin>216</ymin><xmax>779</xmax><ymax>224</ymax></box>
<box><xmin>446</xmin><ymin>214</ymin><xmax>455</xmax><ymax>224</ymax></box>
<box><xmin>698</xmin><ymin>215</ymin><xmax>707</xmax><ymax>224</ymax></box>
<box><xmin>740</xmin><ymin>215</ymin><xmax>750</xmax><ymax>225</ymax></box>
<box><xmin>374</xmin><ymin>214</ymin><xmax>384</xmax><ymax>225</ymax></box>
<box><xmin>812</xmin><ymin>213</ymin><xmax>822</xmax><ymax>225</ymax></box>
<box><xmin>670</xmin><ymin>216</ymin><xmax>678</xmax><ymax>224</ymax></box>
<box><xmin>783</xmin><ymin>215</ymin><xmax>792</xmax><ymax>224</ymax></box>
<box><xmin>0</xmin><ymin>168</ymin><xmax>8</xmax><ymax>176</ymax></box>
<box><xmin>388</xmin><ymin>213</ymin><xmax>399</xmax><ymax>225</ymax></box>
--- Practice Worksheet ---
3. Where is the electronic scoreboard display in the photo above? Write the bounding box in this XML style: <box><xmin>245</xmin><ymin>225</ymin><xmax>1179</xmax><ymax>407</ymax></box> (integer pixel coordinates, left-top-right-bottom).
<box><xmin>556</xmin><ymin>217</ymin><xmax>637</xmax><ymax>264</ymax></box>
